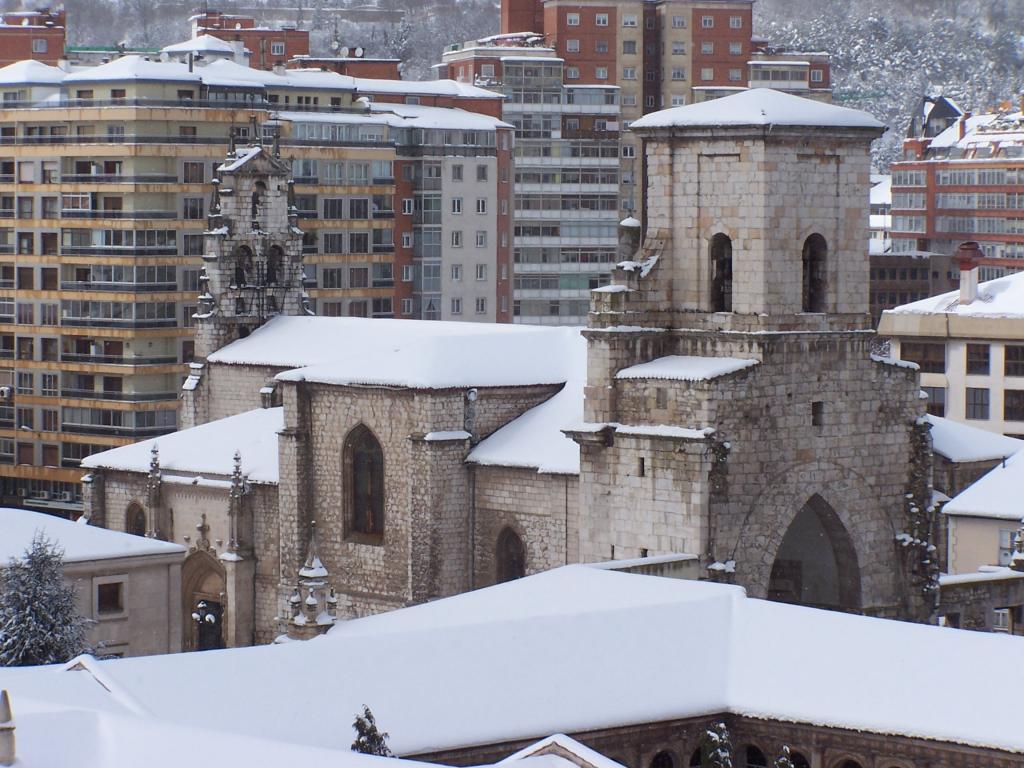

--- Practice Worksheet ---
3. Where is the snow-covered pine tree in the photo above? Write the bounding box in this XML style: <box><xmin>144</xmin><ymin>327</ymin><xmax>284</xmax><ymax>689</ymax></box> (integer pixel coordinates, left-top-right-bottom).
<box><xmin>0</xmin><ymin>533</ymin><xmax>90</xmax><ymax>667</ymax></box>
<box><xmin>352</xmin><ymin>705</ymin><xmax>394</xmax><ymax>757</ymax></box>
<box><xmin>773</xmin><ymin>746</ymin><xmax>795</xmax><ymax>768</ymax></box>
<box><xmin>699</xmin><ymin>721</ymin><xmax>733</xmax><ymax>768</ymax></box>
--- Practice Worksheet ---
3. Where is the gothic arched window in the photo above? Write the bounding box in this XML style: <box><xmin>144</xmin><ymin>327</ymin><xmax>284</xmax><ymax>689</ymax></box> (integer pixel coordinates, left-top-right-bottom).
<box><xmin>650</xmin><ymin>752</ymin><xmax>675</xmax><ymax>768</ymax></box>
<box><xmin>744</xmin><ymin>747</ymin><xmax>767</xmax><ymax>768</ymax></box>
<box><xmin>801</xmin><ymin>234</ymin><xmax>828</xmax><ymax>313</ymax></box>
<box><xmin>125</xmin><ymin>503</ymin><xmax>146</xmax><ymax>537</ymax></box>
<box><xmin>496</xmin><ymin>527</ymin><xmax>525</xmax><ymax>583</ymax></box>
<box><xmin>266</xmin><ymin>245</ymin><xmax>283</xmax><ymax>285</ymax></box>
<box><xmin>233</xmin><ymin>245</ymin><xmax>253</xmax><ymax>287</ymax></box>
<box><xmin>345</xmin><ymin>425</ymin><xmax>384</xmax><ymax>540</ymax></box>
<box><xmin>710</xmin><ymin>233</ymin><xmax>733</xmax><ymax>312</ymax></box>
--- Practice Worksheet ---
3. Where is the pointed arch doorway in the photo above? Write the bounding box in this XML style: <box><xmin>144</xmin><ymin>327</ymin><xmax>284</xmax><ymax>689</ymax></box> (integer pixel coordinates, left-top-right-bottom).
<box><xmin>768</xmin><ymin>494</ymin><xmax>862</xmax><ymax>612</ymax></box>
<box><xmin>182</xmin><ymin>551</ymin><xmax>226</xmax><ymax>651</ymax></box>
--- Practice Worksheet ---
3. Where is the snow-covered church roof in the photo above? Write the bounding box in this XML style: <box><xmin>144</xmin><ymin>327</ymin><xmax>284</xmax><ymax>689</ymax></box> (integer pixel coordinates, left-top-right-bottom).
<box><xmin>3</xmin><ymin>566</ymin><xmax>1024</xmax><ymax>759</ymax></box>
<box><xmin>630</xmin><ymin>88</ymin><xmax>885</xmax><ymax>131</ymax></box>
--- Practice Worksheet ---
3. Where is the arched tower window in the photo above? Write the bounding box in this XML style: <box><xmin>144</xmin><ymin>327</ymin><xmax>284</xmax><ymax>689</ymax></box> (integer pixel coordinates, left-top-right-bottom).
<box><xmin>744</xmin><ymin>746</ymin><xmax>767</xmax><ymax>767</ymax></box>
<box><xmin>801</xmin><ymin>234</ymin><xmax>828</xmax><ymax>313</ymax></box>
<box><xmin>650</xmin><ymin>751</ymin><xmax>675</xmax><ymax>768</ymax></box>
<box><xmin>125</xmin><ymin>503</ymin><xmax>146</xmax><ymax>537</ymax></box>
<box><xmin>496</xmin><ymin>527</ymin><xmax>525</xmax><ymax>583</ymax></box>
<box><xmin>344</xmin><ymin>425</ymin><xmax>384</xmax><ymax>539</ymax></box>
<box><xmin>265</xmin><ymin>244</ymin><xmax>284</xmax><ymax>285</ymax></box>
<box><xmin>709</xmin><ymin>233</ymin><xmax>733</xmax><ymax>312</ymax></box>
<box><xmin>233</xmin><ymin>245</ymin><xmax>253</xmax><ymax>287</ymax></box>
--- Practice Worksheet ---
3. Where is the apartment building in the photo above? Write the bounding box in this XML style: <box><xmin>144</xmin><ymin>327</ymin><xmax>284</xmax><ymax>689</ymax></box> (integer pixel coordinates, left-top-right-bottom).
<box><xmin>891</xmin><ymin>95</ymin><xmax>1024</xmax><ymax>280</ymax></box>
<box><xmin>191</xmin><ymin>11</ymin><xmax>310</xmax><ymax>71</ymax></box>
<box><xmin>0</xmin><ymin>9</ymin><xmax>66</xmax><ymax>68</ymax></box>
<box><xmin>441</xmin><ymin>35</ymin><xmax>620</xmax><ymax>324</ymax></box>
<box><xmin>0</xmin><ymin>50</ymin><xmax>511</xmax><ymax>511</ymax></box>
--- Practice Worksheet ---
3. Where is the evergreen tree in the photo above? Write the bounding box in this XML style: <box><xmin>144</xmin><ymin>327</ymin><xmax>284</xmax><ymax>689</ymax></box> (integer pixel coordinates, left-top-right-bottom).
<box><xmin>352</xmin><ymin>705</ymin><xmax>394</xmax><ymax>757</ymax></box>
<box><xmin>0</xmin><ymin>534</ymin><xmax>90</xmax><ymax>667</ymax></box>
<box><xmin>773</xmin><ymin>746</ymin><xmax>795</xmax><ymax>768</ymax></box>
<box><xmin>700</xmin><ymin>721</ymin><xmax>733</xmax><ymax>768</ymax></box>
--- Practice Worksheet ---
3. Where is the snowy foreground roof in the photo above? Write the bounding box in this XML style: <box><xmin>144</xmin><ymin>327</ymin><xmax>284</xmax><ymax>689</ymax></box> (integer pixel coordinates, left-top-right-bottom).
<box><xmin>926</xmin><ymin>414</ymin><xmax>1023</xmax><ymax>464</ymax></box>
<box><xmin>210</xmin><ymin>316</ymin><xmax>581</xmax><ymax>390</ymax></box>
<box><xmin>884</xmin><ymin>269</ymin><xmax>1024</xmax><ymax>319</ymax></box>
<box><xmin>3</xmin><ymin>566</ymin><xmax>1024</xmax><ymax>760</ymax></box>
<box><xmin>630</xmin><ymin>88</ymin><xmax>885</xmax><ymax>131</ymax></box>
<box><xmin>942</xmin><ymin>449</ymin><xmax>1024</xmax><ymax>521</ymax></box>
<box><xmin>82</xmin><ymin>408</ymin><xmax>282</xmax><ymax>485</ymax></box>
<box><xmin>0</xmin><ymin>507</ymin><xmax>184</xmax><ymax>564</ymax></box>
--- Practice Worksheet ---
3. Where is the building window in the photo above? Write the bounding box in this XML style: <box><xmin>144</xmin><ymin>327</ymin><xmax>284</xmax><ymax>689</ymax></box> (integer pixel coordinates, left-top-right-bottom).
<box><xmin>475</xmin><ymin>231</ymin><xmax>487</xmax><ymax>248</ymax></box>
<box><xmin>701</xmin><ymin>15</ymin><xmax>714</xmax><ymax>28</ymax></box>
<box><xmin>32</xmin><ymin>38</ymin><xmax>48</xmax><ymax>54</ymax></box>
<box><xmin>701</xmin><ymin>67</ymin><xmax>714</xmax><ymax>81</ymax></box>
<box><xmin>966</xmin><ymin>387</ymin><xmax>990</xmax><ymax>420</ymax></box>
<box><xmin>730</xmin><ymin>15</ymin><xmax>743</xmax><ymax>28</ymax></box>
<box><xmin>671</xmin><ymin>95</ymin><xmax>686</xmax><ymax>106</ymax></box>
<box><xmin>496</xmin><ymin>527</ymin><xmax>525</xmax><ymax>583</ymax></box>
<box><xmin>623</xmin><ymin>67</ymin><xmax>637</xmax><ymax>80</ymax></box>
<box><xmin>566</xmin><ymin>39</ymin><xmax>580</xmax><ymax>52</ymax></box>
<box><xmin>701</xmin><ymin>41</ymin><xmax>714</xmax><ymax>54</ymax></box>
<box><xmin>126</xmin><ymin>504</ymin><xmax>146</xmax><ymax>537</ymax></box>
<box><xmin>566</xmin><ymin>12</ymin><xmax>580</xmax><ymax>26</ymax></box>
<box><xmin>451</xmin><ymin>230</ymin><xmax>463</xmax><ymax>248</ymax></box>
<box><xmin>595</xmin><ymin>13</ymin><xmax>608</xmax><ymax>26</ymax></box>
<box><xmin>476</xmin><ymin>297</ymin><xmax>487</xmax><ymax>314</ymax></box>
<box><xmin>922</xmin><ymin>386</ymin><xmax>946</xmax><ymax>417</ymax></box>
<box><xmin>271</xmin><ymin>41</ymin><xmax>286</xmax><ymax>56</ymax></box>
<box><xmin>966</xmin><ymin>344</ymin><xmax>990</xmax><ymax>375</ymax></box>
<box><xmin>402</xmin><ymin>198</ymin><xmax>414</xmax><ymax>215</ymax></box>
<box><xmin>349</xmin><ymin>267</ymin><xmax>369</xmax><ymax>288</ymax></box>
<box><xmin>451</xmin><ymin>298</ymin><xmax>462</xmax><ymax>315</ymax></box>
<box><xmin>96</xmin><ymin>580</ymin><xmax>124</xmax><ymax>615</ymax></box>
<box><xmin>566</xmin><ymin>67</ymin><xmax>580</xmax><ymax>80</ymax></box>
<box><xmin>451</xmin><ymin>197</ymin><xmax>463</xmax><ymax>214</ymax></box>
<box><xmin>476</xmin><ymin>164</ymin><xmax>488</xmax><ymax>182</ymax></box>
<box><xmin>451</xmin><ymin>264</ymin><xmax>462</xmax><ymax>281</ymax></box>
<box><xmin>401</xmin><ymin>298</ymin><xmax>413</xmax><ymax>315</ymax></box>
<box><xmin>672</xmin><ymin>41</ymin><xmax>686</xmax><ymax>55</ymax></box>
<box><xmin>344</xmin><ymin>425</ymin><xmax>384</xmax><ymax>540</ymax></box>
<box><xmin>710</xmin><ymin>233</ymin><xmax>733</xmax><ymax>312</ymax></box>
<box><xmin>801</xmin><ymin>234</ymin><xmax>827</xmax><ymax>312</ymax></box>
<box><xmin>672</xmin><ymin>15</ymin><xmax>685</xmax><ymax>28</ymax></box>
<box><xmin>623</xmin><ymin>13</ymin><xmax>637</xmax><ymax>26</ymax></box>
<box><xmin>729</xmin><ymin>42</ymin><xmax>743</xmax><ymax>55</ymax></box>
<box><xmin>999</xmin><ymin>530</ymin><xmax>1018</xmax><ymax>566</ymax></box>
<box><xmin>729</xmin><ymin>68</ymin><xmax>743</xmax><ymax>82</ymax></box>
<box><xmin>1005</xmin><ymin>345</ymin><xmax>1024</xmax><ymax>377</ymax></box>
<box><xmin>595</xmin><ymin>67</ymin><xmax>608</xmax><ymax>80</ymax></box>
<box><xmin>671</xmin><ymin>67</ymin><xmax>686</xmax><ymax>81</ymax></box>
<box><xmin>811</xmin><ymin>69</ymin><xmax>824</xmax><ymax>83</ymax></box>
<box><xmin>182</xmin><ymin>198</ymin><xmax>204</xmax><ymax>220</ymax></box>
<box><xmin>900</xmin><ymin>342</ymin><xmax>945</xmax><ymax>374</ymax></box>
<box><xmin>1005</xmin><ymin>390</ymin><xmax>1024</xmax><ymax>422</ymax></box>
<box><xmin>451</xmin><ymin>164</ymin><xmax>463</xmax><ymax>181</ymax></box>
<box><xmin>476</xmin><ymin>263</ymin><xmax>487</xmax><ymax>280</ymax></box>
<box><xmin>476</xmin><ymin>198</ymin><xmax>487</xmax><ymax>214</ymax></box>
<box><xmin>621</xmin><ymin>145</ymin><xmax>636</xmax><ymax>158</ymax></box>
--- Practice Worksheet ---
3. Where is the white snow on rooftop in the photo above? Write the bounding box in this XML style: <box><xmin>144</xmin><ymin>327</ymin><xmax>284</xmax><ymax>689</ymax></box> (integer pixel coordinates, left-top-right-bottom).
<box><xmin>368</xmin><ymin>101</ymin><xmax>512</xmax><ymax>130</ymax></box>
<box><xmin>64</xmin><ymin>55</ymin><xmax>202</xmax><ymax>83</ymax></box>
<box><xmin>616</xmin><ymin>355</ymin><xmax>759</xmax><ymax>382</ymax></box>
<box><xmin>629</xmin><ymin>88</ymin><xmax>885</xmax><ymax>131</ymax></box>
<box><xmin>354</xmin><ymin>77</ymin><xmax>503</xmax><ymax>99</ymax></box>
<box><xmin>209</xmin><ymin>316</ymin><xmax>579</xmax><ymax>390</ymax></box>
<box><xmin>160</xmin><ymin>34</ymin><xmax>236</xmax><ymax>54</ymax></box>
<box><xmin>0</xmin><ymin>59</ymin><xmax>65</xmax><ymax>85</ymax></box>
<box><xmin>81</xmin><ymin>408</ymin><xmax>282</xmax><ymax>484</ymax></box>
<box><xmin>942</xmin><ymin>450</ymin><xmax>1024</xmax><ymax>521</ymax></box>
<box><xmin>3</xmin><ymin>566</ymin><xmax>1024</xmax><ymax>757</ymax></box>
<box><xmin>926</xmin><ymin>414</ymin><xmax>1022</xmax><ymax>464</ymax></box>
<box><xmin>884</xmin><ymin>269</ymin><xmax>1024</xmax><ymax>319</ymax></box>
<box><xmin>0</xmin><ymin>507</ymin><xmax>184</xmax><ymax>564</ymax></box>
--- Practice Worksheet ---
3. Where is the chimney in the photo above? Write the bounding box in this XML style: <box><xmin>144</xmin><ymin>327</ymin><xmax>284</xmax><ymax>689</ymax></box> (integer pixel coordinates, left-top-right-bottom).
<box><xmin>958</xmin><ymin>111</ymin><xmax>972</xmax><ymax>141</ymax></box>
<box><xmin>955</xmin><ymin>241</ymin><xmax>982</xmax><ymax>304</ymax></box>
<box><xmin>0</xmin><ymin>690</ymin><xmax>14</xmax><ymax>767</ymax></box>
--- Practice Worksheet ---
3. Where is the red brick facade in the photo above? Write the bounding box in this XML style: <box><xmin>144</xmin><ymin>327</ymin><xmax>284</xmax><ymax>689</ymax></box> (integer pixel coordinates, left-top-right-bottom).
<box><xmin>0</xmin><ymin>10</ymin><xmax>66</xmax><ymax>67</ymax></box>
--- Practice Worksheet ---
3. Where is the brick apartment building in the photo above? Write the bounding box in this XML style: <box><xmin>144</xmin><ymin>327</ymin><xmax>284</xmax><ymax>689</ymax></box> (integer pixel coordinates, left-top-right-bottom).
<box><xmin>0</xmin><ymin>9</ymin><xmax>66</xmax><ymax>68</ymax></box>
<box><xmin>191</xmin><ymin>11</ymin><xmax>310</xmax><ymax>71</ymax></box>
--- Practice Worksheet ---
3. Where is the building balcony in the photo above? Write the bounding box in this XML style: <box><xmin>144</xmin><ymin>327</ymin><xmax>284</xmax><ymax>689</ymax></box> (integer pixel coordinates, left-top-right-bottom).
<box><xmin>59</xmin><ymin>281</ymin><xmax>179</xmax><ymax>293</ymax></box>
<box><xmin>59</xmin><ymin>317</ymin><xmax>178</xmax><ymax>328</ymax></box>
<box><xmin>59</xmin><ymin>246</ymin><xmax>178</xmax><ymax>256</ymax></box>
<box><xmin>60</xmin><ymin>209</ymin><xmax>178</xmax><ymax>220</ymax></box>
<box><xmin>61</xmin><ymin>423</ymin><xmax>176</xmax><ymax>438</ymax></box>
<box><xmin>60</xmin><ymin>174</ymin><xmax>178</xmax><ymax>184</ymax></box>
<box><xmin>60</xmin><ymin>352</ymin><xmax>178</xmax><ymax>365</ymax></box>
<box><xmin>60</xmin><ymin>389</ymin><xmax>178</xmax><ymax>402</ymax></box>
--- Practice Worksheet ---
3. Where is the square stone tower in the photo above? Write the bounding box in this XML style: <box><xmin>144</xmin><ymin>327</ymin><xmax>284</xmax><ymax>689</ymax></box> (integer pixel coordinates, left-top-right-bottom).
<box><xmin>572</xmin><ymin>89</ymin><xmax>936</xmax><ymax>621</ymax></box>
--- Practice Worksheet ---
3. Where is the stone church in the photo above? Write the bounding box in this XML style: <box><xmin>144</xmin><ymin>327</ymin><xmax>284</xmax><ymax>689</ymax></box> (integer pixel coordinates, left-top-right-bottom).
<box><xmin>82</xmin><ymin>89</ymin><xmax>942</xmax><ymax>651</ymax></box>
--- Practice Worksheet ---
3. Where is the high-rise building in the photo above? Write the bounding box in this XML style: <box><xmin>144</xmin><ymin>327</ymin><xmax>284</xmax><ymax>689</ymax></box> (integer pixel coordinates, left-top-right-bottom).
<box><xmin>0</xmin><ymin>50</ymin><xmax>512</xmax><ymax>511</ymax></box>
<box><xmin>0</xmin><ymin>10</ymin><xmax>66</xmax><ymax>68</ymax></box>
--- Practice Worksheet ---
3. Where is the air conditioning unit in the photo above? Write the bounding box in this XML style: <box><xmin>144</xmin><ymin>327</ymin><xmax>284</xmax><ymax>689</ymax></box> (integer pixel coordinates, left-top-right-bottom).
<box><xmin>0</xmin><ymin>386</ymin><xmax>11</xmax><ymax>399</ymax></box>
<box><xmin>16</xmin><ymin>488</ymin><xmax>27</xmax><ymax>497</ymax></box>
<box><xmin>60</xmin><ymin>491</ymin><xmax>73</xmax><ymax>502</ymax></box>
<box><xmin>39</xmin><ymin>490</ymin><xmax>51</xmax><ymax>500</ymax></box>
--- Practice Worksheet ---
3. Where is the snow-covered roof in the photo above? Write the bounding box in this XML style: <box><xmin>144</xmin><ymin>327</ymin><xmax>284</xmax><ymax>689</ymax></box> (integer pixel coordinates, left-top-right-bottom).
<box><xmin>209</xmin><ymin>316</ymin><xmax>580</xmax><ymax>390</ymax></box>
<box><xmin>64</xmin><ymin>55</ymin><xmax>202</xmax><ymax>83</ymax></box>
<box><xmin>0</xmin><ymin>507</ymin><xmax>185</xmax><ymax>564</ymax></box>
<box><xmin>281</xmin><ymin>67</ymin><xmax>357</xmax><ymax>91</ymax></box>
<box><xmin>616</xmin><ymin>356</ymin><xmax>759</xmax><ymax>382</ymax></box>
<box><xmin>160</xmin><ymin>34</ymin><xmax>237</xmax><ymax>54</ymax></box>
<box><xmin>198</xmin><ymin>58</ymin><xmax>288</xmax><ymax>88</ymax></box>
<box><xmin>217</xmin><ymin>145</ymin><xmax>263</xmax><ymax>172</ymax></box>
<box><xmin>884</xmin><ymin>269</ymin><xmax>1024</xmax><ymax>319</ymax></box>
<box><xmin>926</xmin><ymin>414</ymin><xmax>1023</xmax><ymax>464</ymax></box>
<box><xmin>368</xmin><ymin>101</ymin><xmax>512</xmax><ymax>130</ymax></box>
<box><xmin>4</xmin><ymin>566</ymin><xmax>1024</xmax><ymax>757</ymax></box>
<box><xmin>354</xmin><ymin>77</ymin><xmax>503</xmax><ymax>99</ymax></box>
<box><xmin>0</xmin><ymin>59</ymin><xmax>65</xmax><ymax>86</ymax></box>
<box><xmin>81</xmin><ymin>408</ymin><xmax>282</xmax><ymax>485</ymax></box>
<box><xmin>630</xmin><ymin>88</ymin><xmax>885</xmax><ymax>131</ymax></box>
<box><xmin>942</xmin><ymin>450</ymin><xmax>1023</xmax><ymax>521</ymax></box>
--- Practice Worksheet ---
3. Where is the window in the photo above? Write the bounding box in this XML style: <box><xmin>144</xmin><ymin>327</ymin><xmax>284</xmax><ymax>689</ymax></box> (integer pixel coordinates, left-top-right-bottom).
<box><xmin>900</xmin><ymin>342</ymin><xmax>945</xmax><ymax>374</ymax></box>
<box><xmin>730</xmin><ymin>42</ymin><xmax>744</xmax><ymax>56</ymax></box>
<box><xmin>671</xmin><ymin>67</ymin><xmax>686</xmax><ymax>81</ymax></box>
<box><xmin>922</xmin><ymin>386</ymin><xmax>946</xmax><ymax>417</ymax></box>
<box><xmin>476</xmin><ymin>231</ymin><xmax>487</xmax><ymax>248</ymax></box>
<box><xmin>811</xmin><ymin>69</ymin><xmax>824</xmax><ymax>83</ymax></box>
<box><xmin>1006</xmin><ymin>346</ymin><xmax>1024</xmax><ymax>376</ymax></box>
<box><xmin>1005</xmin><ymin>390</ymin><xmax>1024</xmax><ymax>422</ymax></box>
<box><xmin>623</xmin><ymin>66</ymin><xmax>637</xmax><ymax>80</ymax></box>
<box><xmin>402</xmin><ymin>198</ymin><xmax>414</xmax><ymax>215</ymax></box>
<box><xmin>451</xmin><ymin>197</ymin><xmax>463</xmax><ymax>214</ymax></box>
<box><xmin>475</xmin><ymin>297</ymin><xmax>487</xmax><ymax>314</ymax></box>
<box><xmin>701</xmin><ymin>67</ymin><xmax>715</xmax><ymax>81</ymax></box>
<box><xmin>349</xmin><ymin>198</ymin><xmax>369</xmax><ymax>219</ymax></box>
<box><xmin>710</xmin><ymin>233</ymin><xmax>733</xmax><ymax>312</ymax></box>
<box><xmin>496</xmin><ymin>527</ymin><xmax>525</xmax><ymax>583</ymax></box>
<box><xmin>672</xmin><ymin>15</ymin><xmax>685</xmax><ymax>28</ymax></box>
<box><xmin>41</xmin><ymin>374</ymin><xmax>57</xmax><ymax>397</ymax></box>
<box><xmin>621</xmin><ymin>145</ymin><xmax>636</xmax><ymax>158</ymax></box>
<box><xmin>401</xmin><ymin>232</ymin><xmax>413</xmax><ymax>248</ymax></box>
<box><xmin>125</xmin><ymin>504</ymin><xmax>146</xmax><ymax>537</ymax></box>
<box><xmin>96</xmin><ymin>580</ymin><xmax>124</xmax><ymax>615</ymax></box>
<box><xmin>999</xmin><ymin>530</ymin><xmax>1018</xmax><ymax>566</ymax></box>
<box><xmin>451</xmin><ymin>264</ymin><xmax>463</xmax><ymax>281</ymax></box>
<box><xmin>672</xmin><ymin>41</ymin><xmax>686</xmax><ymax>55</ymax></box>
<box><xmin>451</xmin><ymin>297</ymin><xmax>462</xmax><ymax>315</ymax></box>
<box><xmin>476</xmin><ymin>164</ymin><xmax>488</xmax><ymax>182</ymax></box>
<box><xmin>966</xmin><ymin>344</ymin><xmax>990</xmax><ymax>375</ymax></box>
<box><xmin>476</xmin><ymin>263</ymin><xmax>487</xmax><ymax>280</ymax></box>
<box><xmin>480</xmin><ymin>64</ymin><xmax>495</xmax><ymax>78</ymax></box>
<box><xmin>182</xmin><ymin>198</ymin><xmax>204</xmax><ymax>220</ymax></box>
<box><xmin>623</xmin><ymin>13</ymin><xmax>637</xmax><ymax>26</ymax></box>
<box><xmin>701</xmin><ymin>15</ymin><xmax>714</xmax><ymax>28</ymax></box>
<box><xmin>271</xmin><ymin>41</ymin><xmax>286</xmax><ymax>56</ymax></box>
<box><xmin>566</xmin><ymin>39</ymin><xmax>580</xmax><ymax>52</ymax></box>
<box><xmin>32</xmin><ymin>38</ymin><xmax>48</xmax><ymax>53</ymax></box>
<box><xmin>801</xmin><ymin>234</ymin><xmax>827</xmax><ymax>312</ymax></box>
<box><xmin>183</xmin><ymin>161</ymin><xmax>204</xmax><ymax>184</ymax></box>
<box><xmin>595</xmin><ymin>67</ymin><xmax>608</xmax><ymax>80</ymax></box>
<box><xmin>401</xmin><ymin>298</ymin><xmax>413</xmax><ymax>315</ymax></box>
<box><xmin>345</xmin><ymin>425</ymin><xmax>384</xmax><ymax>540</ymax></box>
<box><xmin>623</xmin><ymin>40</ymin><xmax>637</xmax><ymax>55</ymax></box>
<box><xmin>349</xmin><ymin>267</ymin><xmax>369</xmax><ymax>288</ymax></box>
<box><xmin>595</xmin><ymin>13</ymin><xmax>608</xmax><ymax>26</ymax></box>
<box><xmin>16</xmin><ymin>372</ymin><xmax>33</xmax><ymax>395</ymax></box>
<box><xmin>451</xmin><ymin>230</ymin><xmax>463</xmax><ymax>247</ymax></box>
<box><xmin>730</xmin><ymin>15</ymin><xmax>743</xmax><ymax>28</ymax></box>
<box><xmin>566</xmin><ymin>67</ymin><xmax>580</xmax><ymax>80</ymax></box>
<box><xmin>671</xmin><ymin>95</ymin><xmax>686</xmax><ymax>106</ymax></box>
<box><xmin>566</xmin><ymin>12</ymin><xmax>580</xmax><ymax>25</ymax></box>
<box><xmin>476</xmin><ymin>198</ymin><xmax>487</xmax><ymax>214</ymax></box>
<box><xmin>701</xmin><ymin>41</ymin><xmax>714</xmax><ymax>54</ymax></box>
<box><xmin>966</xmin><ymin>387</ymin><xmax>990</xmax><ymax>420</ymax></box>
<box><xmin>452</xmin><ymin>164</ymin><xmax>463</xmax><ymax>181</ymax></box>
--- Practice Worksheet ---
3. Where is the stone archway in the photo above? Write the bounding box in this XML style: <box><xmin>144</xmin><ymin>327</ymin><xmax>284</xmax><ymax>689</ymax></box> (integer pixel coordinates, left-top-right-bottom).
<box><xmin>767</xmin><ymin>494</ymin><xmax>862</xmax><ymax>612</ymax></box>
<box><xmin>181</xmin><ymin>551</ymin><xmax>226</xmax><ymax>652</ymax></box>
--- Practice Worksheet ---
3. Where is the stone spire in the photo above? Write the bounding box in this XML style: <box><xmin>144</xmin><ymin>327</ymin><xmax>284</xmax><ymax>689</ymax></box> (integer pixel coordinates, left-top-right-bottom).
<box><xmin>227</xmin><ymin>450</ymin><xmax>248</xmax><ymax>554</ymax></box>
<box><xmin>278</xmin><ymin>521</ymin><xmax>339</xmax><ymax>642</ymax></box>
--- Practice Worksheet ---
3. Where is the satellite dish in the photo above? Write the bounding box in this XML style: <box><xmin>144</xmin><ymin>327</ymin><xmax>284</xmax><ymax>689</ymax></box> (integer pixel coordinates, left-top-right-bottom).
<box><xmin>340</xmin><ymin>46</ymin><xmax>349</xmax><ymax>57</ymax></box>
<box><xmin>330</xmin><ymin>39</ymin><xmax>340</xmax><ymax>52</ymax></box>
<box><xmin>354</xmin><ymin>47</ymin><xmax>363</xmax><ymax>58</ymax></box>
<box><xmin>234</xmin><ymin>22</ymin><xmax>242</xmax><ymax>30</ymax></box>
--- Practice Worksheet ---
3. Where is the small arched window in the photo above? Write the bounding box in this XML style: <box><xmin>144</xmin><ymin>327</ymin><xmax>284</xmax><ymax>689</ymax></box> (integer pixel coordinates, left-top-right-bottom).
<box><xmin>744</xmin><ymin>747</ymin><xmax>767</xmax><ymax>768</ymax></box>
<box><xmin>650</xmin><ymin>752</ymin><xmax>675</xmax><ymax>768</ymax></box>
<box><xmin>265</xmin><ymin>245</ymin><xmax>283</xmax><ymax>285</ymax></box>
<box><xmin>345</xmin><ymin>425</ymin><xmax>384</xmax><ymax>539</ymax></box>
<box><xmin>125</xmin><ymin>503</ymin><xmax>146</xmax><ymax>537</ymax></box>
<box><xmin>496</xmin><ymin>527</ymin><xmax>525</xmax><ymax>583</ymax></box>
<box><xmin>801</xmin><ymin>234</ymin><xmax>827</xmax><ymax>313</ymax></box>
<box><xmin>710</xmin><ymin>233</ymin><xmax>733</xmax><ymax>312</ymax></box>
<box><xmin>233</xmin><ymin>245</ymin><xmax>253</xmax><ymax>287</ymax></box>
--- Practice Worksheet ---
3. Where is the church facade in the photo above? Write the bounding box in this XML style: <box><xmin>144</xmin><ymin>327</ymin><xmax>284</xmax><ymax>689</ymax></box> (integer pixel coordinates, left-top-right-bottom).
<box><xmin>82</xmin><ymin>90</ymin><xmax>951</xmax><ymax>649</ymax></box>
